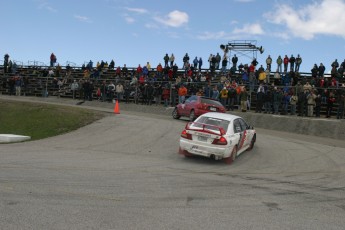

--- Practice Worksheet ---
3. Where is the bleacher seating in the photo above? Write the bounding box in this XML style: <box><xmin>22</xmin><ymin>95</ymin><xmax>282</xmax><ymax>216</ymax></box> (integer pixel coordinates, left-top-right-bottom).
<box><xmin>0</xmin><ymin>64</ymin><xmax>343</xmax><ymax>117</ymax></box>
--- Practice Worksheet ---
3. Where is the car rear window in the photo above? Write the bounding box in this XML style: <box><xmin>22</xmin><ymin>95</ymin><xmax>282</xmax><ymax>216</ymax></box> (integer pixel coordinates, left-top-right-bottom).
<box><xmin>196</xmin><ymin>117</ymin><xmax>230</xmax><ymax>131</ymax></box>
<box><xmin>200</xmin><ymin>98</ymin><xmax>224</xmax><ymax>107</ymax></box>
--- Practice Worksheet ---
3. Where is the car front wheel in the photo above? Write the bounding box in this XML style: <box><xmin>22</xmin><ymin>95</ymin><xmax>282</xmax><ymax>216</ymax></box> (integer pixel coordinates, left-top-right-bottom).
<box><xmin>247</xmin><ymin>134</ymin><xmax>256</xmax><ymax>151</ymax></box>
<box><xmin>189</xmin><ymin>110</ymin><xmax>196</xmax><ymax>121</ymax></box>
<box><xmin>172</xmin><ymin>108</ymin><xmax>181</xmax><ymax>119</ymax></box>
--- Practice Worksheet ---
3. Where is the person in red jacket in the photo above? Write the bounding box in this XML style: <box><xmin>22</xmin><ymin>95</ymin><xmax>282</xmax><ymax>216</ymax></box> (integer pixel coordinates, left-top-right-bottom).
<box><xmin>136</xmin><ymin>64</ymin><xmax>142</xmax><ymax>75</ymax></box>
<box><xmin>283</xmin><ymin>55</ymin><xmax>289</xmax><ymax>73</ymax></box>
<box><xmin>162</xmin><ymin>84</ymin><xmax>170</xmax><ymax>107</ymax></box>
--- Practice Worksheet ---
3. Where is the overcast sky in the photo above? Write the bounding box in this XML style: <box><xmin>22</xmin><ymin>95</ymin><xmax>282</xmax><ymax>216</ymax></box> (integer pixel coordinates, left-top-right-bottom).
<box><xmin>1</xmin><ymin>0</ymin><xmax>344</xmax><ymax>73</ymax></box>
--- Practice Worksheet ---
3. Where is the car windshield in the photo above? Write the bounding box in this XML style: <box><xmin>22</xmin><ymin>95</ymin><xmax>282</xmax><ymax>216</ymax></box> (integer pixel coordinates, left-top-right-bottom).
<box><xmin>195</xmin><ymin>117</ymin><xmax>230</xmax><ymax>132</ymax></box>
<box><xmin>200</xmin><ymin>98</ymin><xmax>224</xmax><ymax>107</ymax></box>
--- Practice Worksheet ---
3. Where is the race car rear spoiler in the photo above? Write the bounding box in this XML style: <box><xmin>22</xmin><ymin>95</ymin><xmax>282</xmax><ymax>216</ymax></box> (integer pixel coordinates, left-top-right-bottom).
<box><xmin>185</xmin><ymin>122</ymin><xmax>226</xmax><ymax>136</ymax></box>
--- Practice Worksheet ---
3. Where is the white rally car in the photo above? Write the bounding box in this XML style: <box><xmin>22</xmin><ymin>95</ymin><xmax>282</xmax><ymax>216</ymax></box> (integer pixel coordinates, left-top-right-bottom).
<box><xmin>178</xmin><ymin>112</ymin><xmax>256</xmax><ymax>164</ymax></box>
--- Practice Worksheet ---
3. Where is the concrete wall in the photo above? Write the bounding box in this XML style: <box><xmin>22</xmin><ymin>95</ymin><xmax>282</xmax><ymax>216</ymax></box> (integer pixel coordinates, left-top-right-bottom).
<box><xmin>230</xmin><ymin>111</ymin><xmax>345</xmax><ymax>140</ymax></box>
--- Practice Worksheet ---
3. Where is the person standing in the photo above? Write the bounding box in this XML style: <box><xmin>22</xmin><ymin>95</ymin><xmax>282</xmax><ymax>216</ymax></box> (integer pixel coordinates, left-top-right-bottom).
<box><xmin>256</xmin><ymin>86</ymin><xmax>265</xmax><ymax>113</ymax></box>
<box><xmin>295</xmin><ymin>54</ymin><xmax>302</xmax><ymax>72</ymax></box>
<box><xmin>264</xmin><ymin>89</ymin><xmax>272</xmax><ymax>114</ymax></box>
<box><xmin>215</xmin><ymin>53</ymin><xmax>221</xmax><ymax>69</ymax></box>
<box><xmin>221</xmin><ymin>56</ymin><xmax>228</xmax><ymax>73</ymax></box>
<box><xmin>163</xmin><ymin>54</ymin><xmax>169</xmax><ymax>68</ymax></box>
<box><xmin>108</xmin><ymin>81</ymin><xmax>116</xmax><ymax>101</ymax></box>
<box><xmin>70</xmin><ymin>80</ymin><xmax>79</xmax><ymax>99</ymax></box>
<box><xmin>162</xmin><ymin>84</ymin><xmax>170</xmax><ymax>107</ymax></box>
<box><xmin>290</xmin><ymin>94</ymin><xmax>298</xmax><ymax>115</ymax></box>
<box><xmin>211</xmin><ymin>85</ymin><xmax>219</xmax><ymax>101</ymax></box>
<box><xmin>78</xmin><ymin>79</ymin><xmax>84</xmax><ymax>100</ymax></box>
<box><xmin>336</xmin><ymin>90</ymin><xmax>345</xmax><ymax>119</ymax></box>
<box><xmin>266</xmin><ymin>55</ymin><xmax>272</xmax><ymax>72</ymax></box>
<box><xmin>208</xmin><ymin>54</ymin><xmax>213</xmax><ymax>69</ymax></box>
<box><xmin>178</xmin><ymin>84</ymin><xmax>187</xmax><ymax>104</ymax></box>
<box><xmin>99</xmin><ymin>81</ymin><xmax>107</xmax><ymax>102</ymax></box>
<box><xmin>326</xmin><ymin>91</ymin><xmax>336</xmax><ymax>118</ymax></box>
<box><xmin>123</xmin><ymin>81</ymin><xmax>131</xmax><ymax>104</ymax></box>
<box><xmin>198</xmin><ymin>57</ymin><xmax>203</xmax><ymax>71</ymax></box>
<box><xmin>227</xmin><ymin>86</ymin><xmax>237</xmax><ymax>111</ymax></box>
<box><xmin>15</xmin><ymin>75</ymin><xmax>22</xmax><ymax>96</ymax></box>
<box><xmin>315</xmin><ymin>93</ymin><xmax>322</xmax><ymax>117</ymax></box>
<box><xmin>298</xmin><ymin>90</ymin><xmax>307</xmax><ymax>116</ymax></box>
<box><xmin>272</xmin><ymin>87</ymin><xmax>283</xmax><ymax>115</ymax></box>
<box><xmin>83</xmin><ymin>80</ymin><xmax>90</xmax><ymax>101</ymax></box>
<box><xmin>283</xmin><ymin>55</ymin><xmax>289</xmax><ymax>73</ymax></box>
<box><xmin>289</xmin><ymin>55</ymin><xmax>295</xmax><ymax>72</ymax></box>
<box><xmin>232</xmin><ymin>55</ymin><xmax>238</xmax><ymax>69</ymax></box>
<box><xmin>220</xmin><ymin>87</ymin><xmax>228</xmax><ymax>107</ymax></box>
<box><xmin>240</xmin><ymin>87</ymin><xmax>249</xmax><ymax>112</ymax></box>
<box><xmin>281</xmin><ymin>92</ymin><xmax>291</xmax><ymax>115</ymax></box>
<box><xmin>193</xmin><ymin>57</ymin><xmax>198</xmax><ymax>69</ymax></box>
<box><xmin>307</xmin><ymin>89</ymin><xmax>317</xmax><ymax>117</ymax></box>
<box><xmin>50</xmin><ymin>53</ymin><xmax>57</xmax><ymax>67</ymax></box>
<box><xmin>153</xmin><ymin>83</ymin><xmax>162</xmax><ymax>106</ymax></box>
<box><xmin>183</xmin><ymin>53</ymin><xmax>190</xmax><ymax>68</ymax></box>
<box><xmin>115</xmin><ymin>82</ymin><xmax>124</xmax><ymax>102</ymax></box>
<box><xmin>4</xmin><ymin>54</ymin><xmax>10</xmax><ymax>73</ymax></box>
<box><xmin>169</xmin><ymin>53</ymin><xmax>175</xmax><ymax>67</ymax></box>
<box><xmin>276</xmin><ymin>55</ymin><xmax>282</xmax><ymax>73</ymax></box>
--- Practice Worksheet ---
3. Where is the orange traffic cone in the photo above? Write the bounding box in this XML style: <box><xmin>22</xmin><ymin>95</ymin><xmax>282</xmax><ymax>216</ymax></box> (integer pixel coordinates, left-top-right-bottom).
<box><xmin>114</xmin><ymin>100</ymin><xmax>120</xmax><ymax>114</ymax></box>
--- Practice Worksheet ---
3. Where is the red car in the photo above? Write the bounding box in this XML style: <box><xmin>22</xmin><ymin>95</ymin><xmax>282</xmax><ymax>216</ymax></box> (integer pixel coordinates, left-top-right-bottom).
<box><xmin>172</xmin><ymin>96</ymin><xmax>226</xmax><ymax>121</ymax></box>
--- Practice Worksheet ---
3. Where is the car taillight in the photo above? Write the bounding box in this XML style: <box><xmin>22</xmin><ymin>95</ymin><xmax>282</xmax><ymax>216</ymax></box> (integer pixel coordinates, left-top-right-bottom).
<box><xmin>212</xmin><ymin>136</ymin><xmax>227</xmax><ymax>145</ymax></box>
<box><xmin>181</xmin><ymin>130</ymin><xmax>192</xmax><ymax>140</ymax></box>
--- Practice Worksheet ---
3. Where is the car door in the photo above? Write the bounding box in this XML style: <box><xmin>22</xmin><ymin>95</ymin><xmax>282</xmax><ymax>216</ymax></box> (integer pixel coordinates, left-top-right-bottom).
<box><xmin>184</xmin><ymin>95</ymin><xmax>197</xmax><ymax>115</ymax></box>
<box><xmin>238</xmin><ymin>118</ymin><xmax>251</xmax><ymax>149</ymax></box>
<box><xmin>232</xmin><ymin>119</ymin><xmax>243</xmax><ymax>151</ymax></box>
<box><xmin>179</xmin><ymin>96</ymin><xmax>191</xmax><ymax>116</ymax></box>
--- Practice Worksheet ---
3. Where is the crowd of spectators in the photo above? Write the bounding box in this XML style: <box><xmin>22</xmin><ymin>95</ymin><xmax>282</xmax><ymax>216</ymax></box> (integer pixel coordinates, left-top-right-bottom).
<box><xmin>1</xmin><ymin>52</ymin><xmax>345</xmax><ymax>119</ymax></box>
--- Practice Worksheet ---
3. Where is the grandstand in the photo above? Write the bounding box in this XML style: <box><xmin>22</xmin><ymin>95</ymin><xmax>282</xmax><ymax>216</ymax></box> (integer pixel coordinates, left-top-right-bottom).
<box><xmin>0</xmin><ymin>62</ymin><xmax>343</xmax><ymax>117</ymax></box>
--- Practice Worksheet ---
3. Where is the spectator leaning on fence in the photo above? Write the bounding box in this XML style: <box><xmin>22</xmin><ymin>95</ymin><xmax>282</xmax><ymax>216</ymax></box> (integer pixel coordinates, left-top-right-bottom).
<box><xmin>240</xmin><ymin>87</ymin><xmax>249</xmax><ymax>112</ymax></box>
<box><xmin>178</xmin><ymin>84</ymin><xmax>187</xmax><ymax>104</ymax></box>
<box><xmin>307</xmin><ymin>89</ymin><xmax>317</xmax><ymax>117</ymax></box>
<box><xmin>326</xmin><ymin>91</ymin><xmax>336</xmax><ymax>118</ymax></box>
<box><xmin>336</xmin><ymin>89</ymin><xmax>345</xmax><ymax>119</ymax></box>
<box><xmin>70</xmin><ymin>80</ymin><xmax>79</xmax><ymax>99</ymax></box>
<box><xmin>15</xmin><ymin>75</ymin><xmax>22</xmax><ymax>96</ymax></box>
<box><xmin>290</xmin><ymin>93</ymin><xmax>298</xmax><ymax>115</ymax></box>
<box><xmin>220</xmin><ymin>87</ymin><xmax>228</xmax><ymax>107</ymax></box>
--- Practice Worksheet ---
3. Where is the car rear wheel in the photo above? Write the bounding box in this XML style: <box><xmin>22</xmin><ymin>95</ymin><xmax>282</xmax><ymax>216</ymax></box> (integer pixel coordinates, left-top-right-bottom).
<box><xmin>172</xmin><ymin>108</ymin><xmax>181</xmax><ymax>119</ymax></box>
<box><xmin>189</xmin><ymin>110</ymin><xmax>196</xmax><ymax>121</ymax></box>
<box><xmin>224</xmin><ymin>146</ymin><xmax>237</xmax><ymax>164</ymax></box>
<box><xmin>179</xmin><ymin>147</ymin><xmax>193</xmax><ymax>157</ymax></box>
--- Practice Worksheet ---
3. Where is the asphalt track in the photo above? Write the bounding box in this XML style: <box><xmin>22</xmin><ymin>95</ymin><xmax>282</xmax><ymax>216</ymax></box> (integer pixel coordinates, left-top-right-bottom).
<box><xmin>1</xmin><ymin>96</ymin><xmax>345</xmax><ymax>230</ymax></box>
